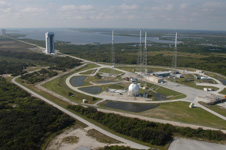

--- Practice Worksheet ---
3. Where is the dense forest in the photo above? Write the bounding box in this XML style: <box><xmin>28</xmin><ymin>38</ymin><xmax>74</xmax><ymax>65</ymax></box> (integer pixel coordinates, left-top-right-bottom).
<box><xmin>0</xmin><ymin>50</ymin><xmax>81</xmax><ymax>75</ymax></box>
<box><xmin>21</xmin><ymin>68</ymin><xmax>58</xmax><ymax>84</ymax></box>
<box><xmin>0</xmin><ymin>77</ymin><xmax>75</xmax><ymax>150</ymax></box>
<box><xmin>22</xmin><ymin>38</ymin><xmax>226</xmax><ymax>76</ymax></box>
<box><xmin>0</xmin><ymin>61</ymin><xmax>28</xmax><ymax>75</ymax></box>
<box><xmin>68</xmin><ymin>105</ymin><xmax>226</xmax><ymax>146</ymax></box>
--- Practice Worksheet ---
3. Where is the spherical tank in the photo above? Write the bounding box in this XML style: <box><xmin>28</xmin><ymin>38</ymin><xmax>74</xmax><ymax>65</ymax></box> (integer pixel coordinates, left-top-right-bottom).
<box><xmin>128</xmin><ymin>83</ymin><xmax>140</xmax><ymax>96</ymax></box>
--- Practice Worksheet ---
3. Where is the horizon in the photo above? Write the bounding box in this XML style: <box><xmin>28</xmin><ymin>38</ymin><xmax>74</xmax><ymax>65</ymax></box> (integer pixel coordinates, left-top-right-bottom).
<box><xmin>4</xmin><ymin>27</ymin><xmax>226</xmax><ymax>32</ymax></box>
<box><xmin>0</xmin><ymin>0</ymin><xmax>226</xmax><ymax>31</ymax></box>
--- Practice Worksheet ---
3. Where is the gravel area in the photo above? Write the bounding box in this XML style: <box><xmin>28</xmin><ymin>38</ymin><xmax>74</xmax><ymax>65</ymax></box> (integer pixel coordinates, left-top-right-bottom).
<box><xmin>169</xmin><ymin>137</ymin><xmax>226</xmax><ymax>150</ymax></box>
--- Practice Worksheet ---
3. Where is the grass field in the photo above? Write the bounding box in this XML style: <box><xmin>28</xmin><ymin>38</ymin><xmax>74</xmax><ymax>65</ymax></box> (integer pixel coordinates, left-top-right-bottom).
<box><xmin>99</xmin><ymin>68</ymin><xmax>123</xmax><ymax>75</ymax></box>
<box><xmin>139</xmin><ymin>101</ymin><xmax>226</xmax><ymax>129</ymax></box>
<box><xmin>219</xmin><ymin>88</ymin><xmax>226</xmax><ymax>95</ymax></box>
<box><xmin>43</xmin><ymin>75</ymin><xmax>100</xmax><ymax>104</ymax></box>
<box><xmin>199</xmin><ymin>102</ymin><xmax>226</xmax><ymax>118</ymax></box>
<box><xmin>79</xmin><ymin>69</ymin><xmax>97</xmax><ymax>75</ymax></box>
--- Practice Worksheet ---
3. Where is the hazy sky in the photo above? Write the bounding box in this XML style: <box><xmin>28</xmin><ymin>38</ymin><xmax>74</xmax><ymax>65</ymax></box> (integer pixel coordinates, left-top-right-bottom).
<box><xmin>0</xmin><ymin>0</ymin><xmax>226</xmax><ymax>30</ymax></box>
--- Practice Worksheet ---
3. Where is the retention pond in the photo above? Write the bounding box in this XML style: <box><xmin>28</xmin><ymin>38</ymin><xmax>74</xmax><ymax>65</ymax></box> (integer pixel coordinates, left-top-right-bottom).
<box><xmin>103</xmin><ymin>100</ymin><xmax>159</xmax><ymax>112</ymax></box>
<box><xmin>80</xmin><ymin>86</ymin><xmax>102</xmax><ymax>94</ymax></box>
<box><xmin>71</xmin><ymin>76</ymin><xmax>87</xmax><ymax>87</ymax></box>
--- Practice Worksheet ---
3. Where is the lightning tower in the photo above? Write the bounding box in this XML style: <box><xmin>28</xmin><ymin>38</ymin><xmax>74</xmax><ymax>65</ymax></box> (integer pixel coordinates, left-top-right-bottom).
<box><xmin>111</xmin><ymin>30</ymin><xmax>115</xmax><ymax>68</ymax></box>
<box><xmin>172</xmin><ymin>32</ymin><xmax>178</xmax><ymax>81</ymax></box>
<box><xmin>143</xmin><ymin>32</ymin><xmax>148</xmax><ymax>75</ymax></box>
<box><xmin>137</xmin><ymin>31</ymin><xmax>143</xmax><ymax>72</ymax></box>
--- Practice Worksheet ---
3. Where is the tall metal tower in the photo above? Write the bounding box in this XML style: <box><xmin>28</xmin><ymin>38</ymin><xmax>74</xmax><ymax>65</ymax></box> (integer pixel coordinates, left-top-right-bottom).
<box><xmin>172</xmin><ymin>32</ymin><xmax>177</xmax><ymax>72</ymax></box>
<box><xmin>111</xmin><ymin>30</ymin><xmax>115</xmax><ymax>68</ymax></box>
<box><xmin>143</xmin><ymin>32</ymin><xmax>148</xmax><ymax>75</ymax></box>
<box><xmin>137</xmin><ymin>30</ymin><xmax>143</xmax><ymax>72</ymax></box>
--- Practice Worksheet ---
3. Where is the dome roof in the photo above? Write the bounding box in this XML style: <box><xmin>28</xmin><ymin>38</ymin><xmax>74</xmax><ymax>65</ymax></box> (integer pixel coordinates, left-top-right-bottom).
<box><xmin>128</xmin><ymin>83</ymin><xmax>140</xmax><ymax>96</ymax></box>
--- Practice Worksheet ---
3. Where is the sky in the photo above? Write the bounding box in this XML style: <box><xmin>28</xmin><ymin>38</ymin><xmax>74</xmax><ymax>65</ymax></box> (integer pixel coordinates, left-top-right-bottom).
<box><xmin>0</xmin><ymin>0</ymin><xmax>226</xmax><ymax>30</ymax></box>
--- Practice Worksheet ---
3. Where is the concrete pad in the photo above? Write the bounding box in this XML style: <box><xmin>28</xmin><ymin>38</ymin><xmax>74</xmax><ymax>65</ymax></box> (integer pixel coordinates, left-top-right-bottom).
<box><xmin>169</xmin><ymin>138</ymin><xmax>226</xmax><ymax>150</ymax></box>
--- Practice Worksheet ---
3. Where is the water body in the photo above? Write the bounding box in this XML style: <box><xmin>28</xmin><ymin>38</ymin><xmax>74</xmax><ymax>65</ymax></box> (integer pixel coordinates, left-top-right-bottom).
<box><xmin>71</xmin><ymin>76</ymin><xmax>87</xmax><ymax>87</ymax></box>
<box><xmin>103</xmin><ymin>101</ymin><xmax>159</xmax><ymax>112</ymax></box>
<box><xmin>80</xmin><ymin>86</ymin><xmax>102</xmax><ymax>94</ymax></box>
<box><xmin>9</xmin><ymin>28</ymin><xmax>180</xmax><ymax>44</ymax></box>
<box><xmin>153</xmin><ymin>93</ymin><xmax>167</xmax><ymax>100</ymax></box>
<box><xmin>219</xmin><ymin>79</ymin><xmax>226</xmax><ymax>85</ymax></box>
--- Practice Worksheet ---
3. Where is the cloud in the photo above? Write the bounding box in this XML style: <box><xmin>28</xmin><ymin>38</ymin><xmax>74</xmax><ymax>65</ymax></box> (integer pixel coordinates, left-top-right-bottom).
<box><xmin>119</xmin><ymin>4</ymin><xmax>138</xmax><ymax>10</ymax></box>
<box><xmin>61</xmin><ymin>5</ymin><xmax>93</xmax><ymax>11</ymax></box>
<box><xmin>0</xmin><ymin>1</ymin><xmax>6</xmax><ymax>7</ymax></box>
<box><xmin>180</xmin><ymin>4</ymin><xmax>188</xmax><ymax>9</ymax></box>
<box><xmin>61</xmin><ymin>5</ymin><xmax>76</xmax><ymax>11</ymax></box>
<box><xmin>151</xmin><ymin>4</ymin><xmax>173</xmax><ymax>11</ymax></box>
<box><xmin>21</xmin><ymin>7</ymin><xmax>44</xmax><ymax>13</ymax></box>
<box><xmin>79</xmin><ymin>5</ymin><xmax>93</xmax><ymax>11</ymax></box>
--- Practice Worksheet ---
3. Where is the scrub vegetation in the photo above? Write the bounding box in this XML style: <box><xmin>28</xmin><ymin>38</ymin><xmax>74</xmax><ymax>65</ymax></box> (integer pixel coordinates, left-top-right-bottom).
<box><xmin>0</xmin><ymin>77</ymin><xmax>75</xmax><ymax>150</ymax></box>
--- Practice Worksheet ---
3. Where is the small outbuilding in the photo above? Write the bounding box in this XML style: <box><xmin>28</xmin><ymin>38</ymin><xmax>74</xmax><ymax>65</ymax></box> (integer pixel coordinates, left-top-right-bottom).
<box><xmin>83</xmin><ymin>99</ymin><xmax>88</xmax><ymax>103</ymax></box>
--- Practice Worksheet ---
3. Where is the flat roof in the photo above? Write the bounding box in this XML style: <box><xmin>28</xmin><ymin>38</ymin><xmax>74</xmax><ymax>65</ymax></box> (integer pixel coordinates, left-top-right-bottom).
<box><xmin>153</xmin><ymin>71</ymin><xmax>170</xmax><ymax>75</ymax></box>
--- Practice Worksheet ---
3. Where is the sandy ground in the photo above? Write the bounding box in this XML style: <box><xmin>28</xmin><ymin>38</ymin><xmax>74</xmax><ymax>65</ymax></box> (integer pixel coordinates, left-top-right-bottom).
<box><xmin>46</xmin><ymin>126</ymin><xmax>126</xmax><ymax>150</ymax></box>
<box><xmin>168</xmin><ymin>137</ymin><xmax>226</xmax><ymax>150</ymax></box>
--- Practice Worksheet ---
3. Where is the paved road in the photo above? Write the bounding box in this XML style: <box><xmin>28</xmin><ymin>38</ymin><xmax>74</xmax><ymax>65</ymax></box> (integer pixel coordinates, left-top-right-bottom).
<box><xmin>11</xmin><ymin>76</ymin><xmax>149</xmax><ymax>150</ymax></box>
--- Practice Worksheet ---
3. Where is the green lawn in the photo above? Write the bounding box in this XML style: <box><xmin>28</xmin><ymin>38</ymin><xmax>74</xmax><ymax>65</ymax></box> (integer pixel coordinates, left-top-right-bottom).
<box><xmin>99</xmin><ymin>68</ymin><xmax>123</xmax><ymax>75</ymax></box>
<box><xmin>80</xmin><ymin>69</ymin><xmax>97</xmax><ymax>75</ymax></box>
<box><xmin>139</xmin><ymin>101</ymin><xmax>226</xmax><ymax>129</ymax></box>
<box><xmin>219</xmin><ymin>88</ymin><xmax>226</xmax><ymax>95</ymax></box>
<box><xmin>199</xmin><ymin>102</ymin><xmax>226</xmax><ymax>118</ymax></box>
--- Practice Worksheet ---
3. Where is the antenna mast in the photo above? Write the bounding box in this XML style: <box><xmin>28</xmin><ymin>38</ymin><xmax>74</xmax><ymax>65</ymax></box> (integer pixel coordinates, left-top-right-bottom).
<box><xmin>137</xmin><ymin>30</ymin><xmax>143</xmax><ymax>72</ymax></box>
<box><xmin>143</xmin><ymin>32</ymin><xmax>148</xmax><ymax>75</ymax></box>
<box><xmin>111</xmin><ymin>30</ymin><xmax>115</xmax><ymax>68</ymax></box>
<box><xmin>172</xmin><ymin>32</ymin><xmax>178</xmax><ymax>81</ymax></box>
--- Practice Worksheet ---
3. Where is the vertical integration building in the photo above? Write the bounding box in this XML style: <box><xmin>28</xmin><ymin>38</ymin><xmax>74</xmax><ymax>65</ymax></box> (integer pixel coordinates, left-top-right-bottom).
<box><xmin>1</xmin><ymin>29</ymin><xmax>6</xmax><ymax>35</ymax></box>
<box><xmin>45</xmin><ymin>32</ymin><xmax>55</xmax><ymax>54</ymax></box>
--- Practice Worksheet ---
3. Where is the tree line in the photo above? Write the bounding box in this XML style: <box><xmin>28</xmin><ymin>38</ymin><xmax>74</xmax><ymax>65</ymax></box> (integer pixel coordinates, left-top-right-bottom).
<box><xmin>68</xmin><ymin>105</ymin><xmax>226</xmax><ymax>146</ymax></box>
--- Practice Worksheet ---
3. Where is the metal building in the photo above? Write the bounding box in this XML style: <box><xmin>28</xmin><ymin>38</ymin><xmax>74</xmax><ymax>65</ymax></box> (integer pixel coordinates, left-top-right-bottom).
<box><xmin>1</xmin><ymin>29</ymin><xmax>6</xmax><ymax>35</ymax></box>
<box><xmin>45</xmin><ymin>32</ymin><xmax>55</xmax><ymax>54</ymax></box>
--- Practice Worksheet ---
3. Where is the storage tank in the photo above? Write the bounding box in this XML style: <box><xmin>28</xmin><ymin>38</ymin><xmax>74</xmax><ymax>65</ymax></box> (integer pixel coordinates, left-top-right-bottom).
<box><xmin>128</xmin><ymin>83</ymin><xmax>140</xmax><ymax>97</ymax></box>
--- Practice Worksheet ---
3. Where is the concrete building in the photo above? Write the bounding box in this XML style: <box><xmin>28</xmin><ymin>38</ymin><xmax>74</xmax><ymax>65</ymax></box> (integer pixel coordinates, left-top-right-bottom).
<box><xmin>153</xmin><ymin>71</ymin><xmax>170</xmax><ymax>77</ymax></box>
<box><xmin>146</xmin><ymin>76</ymin><xmax>164</xmax><ymax>83</ymax></box>
<box><xmin>45</xmin><ymin>32</ymin><xmax>55</xmax><ymax>54</ymax></box>
<box><xmin>1</xmin><ymin>29</ymin><xmax>6</xmax><ymax>35</ymax></box>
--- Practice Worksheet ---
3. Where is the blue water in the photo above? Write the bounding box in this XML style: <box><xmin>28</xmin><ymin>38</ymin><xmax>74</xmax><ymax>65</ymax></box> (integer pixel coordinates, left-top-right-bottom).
<box><xmin>71</xmin><ymin>76</ymin><xmax>86</xmax><ymax>87</ymax></box>
<box><xmin>103</xmin><ymin>100</ymin><xmax>159</xmax><ymax>112</ymax></box>
<box><xmin>9</xmin><ymin>28</ymin><xmax>180</xmax><ymax>44</ymax></box>
<box><xmin>80</xmin><ymin>86</ymin><xmax>102</xmax><ymax>94</ymax></box>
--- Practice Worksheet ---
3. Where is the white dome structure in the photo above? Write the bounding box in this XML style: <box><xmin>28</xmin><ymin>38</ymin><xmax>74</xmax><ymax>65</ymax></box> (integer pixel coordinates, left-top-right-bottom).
<box><xmin>128</xmin><ymin>83</ymin><xmax>140</xmax><ymax>97</ymax></box>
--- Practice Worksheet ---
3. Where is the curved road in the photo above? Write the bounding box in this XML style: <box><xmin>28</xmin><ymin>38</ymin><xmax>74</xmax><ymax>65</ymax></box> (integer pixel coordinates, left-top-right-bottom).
<box><xmin>65</xmin><ymin>63</ymin><xmax>226</xmax><ymax>121</ymax></box>
<box><xmin>11</xmin><ymin>76</ymin><xmax>149</xmax><ymax>150</ymax></box>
